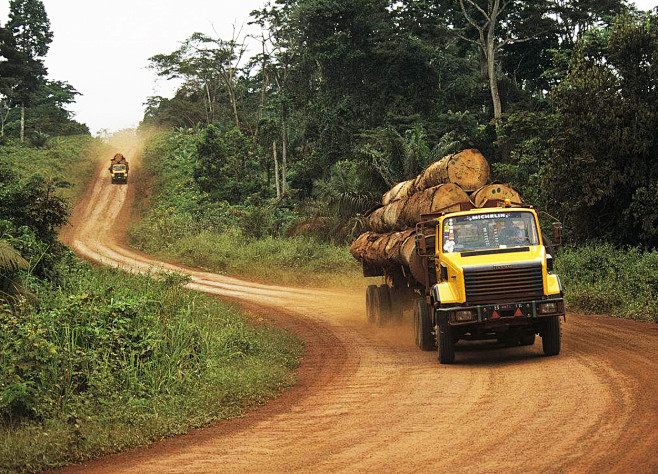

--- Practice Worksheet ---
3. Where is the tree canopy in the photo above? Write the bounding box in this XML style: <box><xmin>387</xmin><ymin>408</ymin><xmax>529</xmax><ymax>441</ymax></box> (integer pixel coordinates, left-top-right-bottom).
<box><xmin>141</xmin><ymin>0</ymin><xmax>658</xmax><ymax>247</ymax></box>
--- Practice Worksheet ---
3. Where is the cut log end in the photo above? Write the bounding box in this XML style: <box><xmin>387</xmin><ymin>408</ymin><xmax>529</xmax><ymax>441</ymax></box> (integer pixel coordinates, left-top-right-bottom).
<box><xmin>471</xmin><ymin>184</ymin><xmax>522</xmax><ymax>208</ymax></box>
<box><xmin>446</xmin><ymin>149</ymin><xmax>490</xmax><ymax>192</ymax></box>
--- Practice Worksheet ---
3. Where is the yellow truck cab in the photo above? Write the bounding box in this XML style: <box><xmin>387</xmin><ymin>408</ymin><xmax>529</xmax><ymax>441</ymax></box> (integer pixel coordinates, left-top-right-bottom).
<box><xmin>414</xmin><ymin>202</ymin><xmax>565</xmax><ymax>363</ymax></box>
<box><xmin>110</xmin><ymin>163</ymin><xmax>128</xmax><ymax>184</ymax></box>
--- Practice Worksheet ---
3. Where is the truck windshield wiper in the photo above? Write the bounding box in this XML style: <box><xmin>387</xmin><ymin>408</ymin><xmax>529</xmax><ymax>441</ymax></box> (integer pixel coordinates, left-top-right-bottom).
<box><xmin>460</xmin><ymin>247</ymin><xmax>530</xmax><ymax>257</ymax></box>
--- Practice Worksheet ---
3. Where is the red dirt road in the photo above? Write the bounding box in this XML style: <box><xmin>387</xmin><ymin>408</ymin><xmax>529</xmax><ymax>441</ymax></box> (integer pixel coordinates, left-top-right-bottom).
<box><xmin>59</xmin><ymin>152</ymin><xmax>658</xmax><ymax>473</ymax></box>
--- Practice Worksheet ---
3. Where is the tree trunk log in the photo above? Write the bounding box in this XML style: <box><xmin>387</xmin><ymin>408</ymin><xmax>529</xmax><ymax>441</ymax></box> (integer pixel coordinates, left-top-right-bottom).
<box><xmin>382</xmin><ymin>179</ymin><xmax>416</xmax><ymax>206</ymax></box>
<box><xmin>382</xmin><ymin>149</ymin><xmax>489</xmax><ymax>205</ymax></box>
<box><xmin>470</xmin><ymin>184</ymin><xmax>521</xmax><ymax>208</ymax></box>
<box><xmin>350</xmin><ymin>230</ymin><xmax>417</xmax><ymax>268</ymax></box>
<box><xmin>416</xmin><ymin>149</ymin><xmax>489</xmax><ymax>192</ymax></box>
<box><xmin>20</xmin><ymin>104</ymin><xmax>25</xmax><ymax>143</ymax></box>
<box><xmin>368</xmin><ymin>183</ymin><xmax>470</xmax><ymax>232</ymax></box>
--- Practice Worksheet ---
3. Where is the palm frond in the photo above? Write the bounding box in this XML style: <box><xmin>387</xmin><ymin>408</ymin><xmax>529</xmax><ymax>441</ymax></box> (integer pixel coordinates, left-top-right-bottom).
<box><xmin>0</xmin><ymin>241</ymin><xmax>28</xmax><ymax>274</ymax></box>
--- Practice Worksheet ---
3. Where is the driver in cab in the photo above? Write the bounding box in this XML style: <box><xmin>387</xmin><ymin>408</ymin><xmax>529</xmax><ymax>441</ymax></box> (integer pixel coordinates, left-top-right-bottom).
<box><xmin>498</xmin><ymin>220</ymin><xmax>526</xmax><ymax>246</ymax></box>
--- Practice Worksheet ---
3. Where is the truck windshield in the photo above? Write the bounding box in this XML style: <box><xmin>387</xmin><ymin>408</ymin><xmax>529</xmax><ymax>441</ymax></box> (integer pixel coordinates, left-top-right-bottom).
<box><xmin>442</xmin><ymin>211</ymin><xmax>539</xmax><ymax>253</ymax></box>
<box><xmin>112</xmin><ymin>165</ymin><xmax>126</xmax><ymax>171</ymax></box>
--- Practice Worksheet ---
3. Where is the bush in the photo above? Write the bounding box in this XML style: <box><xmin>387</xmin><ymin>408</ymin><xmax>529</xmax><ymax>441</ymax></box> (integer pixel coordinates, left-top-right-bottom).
<box><xmin>0</xmin><ymin>265</ymin><xmax>303</xmax><ymax>471</ymax></box>
<box><xmin>556</xmin><ymin>243</ymin><xmax>658</xmax><ymax>322</ymax></box>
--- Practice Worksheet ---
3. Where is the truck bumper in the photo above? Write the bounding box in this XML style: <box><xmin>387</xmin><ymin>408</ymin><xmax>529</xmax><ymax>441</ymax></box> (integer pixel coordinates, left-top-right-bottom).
<box><xmin>437</xmin><ymin>297</ymin><xmax>565</xmax><ymax>327</ymax></box>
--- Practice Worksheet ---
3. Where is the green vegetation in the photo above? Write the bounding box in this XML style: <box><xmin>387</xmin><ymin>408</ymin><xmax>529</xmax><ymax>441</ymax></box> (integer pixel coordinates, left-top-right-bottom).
<box><xmin>0</xmin><ymin>268</ymin><xmax>302</xmax><ymax>472</ymax></box>
<box><xmin>128</xmin><ymin>130</ymin><xmax>362</xmax><ymax>287</ymax></box>
<box><xmin>0</xmin><ymin>0</ymin><xmax>89</xmax><ymax>142</ymax></box>
<box><xmin>556</xmin><ymin>244</ymin><xmax>658</xmax><ymax>323</ymax></box>
<box><xmin>0</xmin><ymin>132</ymin><xmax>303</xmax><ymax>470</ymax></box>
<box><xmin>1</xmin><ymin>135</ymin><xmax>99</xmax><ymax>201</ymax></box>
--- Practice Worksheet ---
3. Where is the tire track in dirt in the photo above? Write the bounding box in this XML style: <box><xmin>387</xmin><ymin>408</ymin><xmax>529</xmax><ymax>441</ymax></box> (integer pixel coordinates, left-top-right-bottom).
<box><xmin>58</xmin><ymin>148</ymin><xmax>658</xmax><ymax>473</ymax></box>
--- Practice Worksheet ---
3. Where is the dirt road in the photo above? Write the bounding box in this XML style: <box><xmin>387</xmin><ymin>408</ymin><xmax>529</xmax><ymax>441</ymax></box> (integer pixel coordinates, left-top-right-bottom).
<box><xmin>60</xmin><ymin>152</ymin><xmax>658</xmax><ymax>473</ymax></box>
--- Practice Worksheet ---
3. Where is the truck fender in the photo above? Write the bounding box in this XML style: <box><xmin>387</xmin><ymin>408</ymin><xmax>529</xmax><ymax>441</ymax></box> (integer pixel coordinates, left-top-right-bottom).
<box><xmin>430</xmin><ymin>284</ymin><xmax>444</xmax><ymax>327</ymax></box>
<box><xmin>431</xmin><ymin>284</ymin><xmax>441</xmax><ymax>306</ymax></box>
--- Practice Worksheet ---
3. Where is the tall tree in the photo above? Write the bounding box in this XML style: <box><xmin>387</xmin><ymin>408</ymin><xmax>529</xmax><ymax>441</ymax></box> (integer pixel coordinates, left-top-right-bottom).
<box><xmin>6</xmin><ymin>0</ymin><xmax>53</xmax><ymax>143</ymax></box>
<box><xmin>149</xmin><ymin>29</ymin><xmax>247</xmax><ymax>130</ymax></box>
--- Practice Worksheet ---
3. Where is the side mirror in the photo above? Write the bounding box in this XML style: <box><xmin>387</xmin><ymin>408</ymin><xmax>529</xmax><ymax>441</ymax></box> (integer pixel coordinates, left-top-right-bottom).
<box><xmin>552</xmin><ymin>222</ymin><xmax>563</xmax><ymax>247</ymax></box>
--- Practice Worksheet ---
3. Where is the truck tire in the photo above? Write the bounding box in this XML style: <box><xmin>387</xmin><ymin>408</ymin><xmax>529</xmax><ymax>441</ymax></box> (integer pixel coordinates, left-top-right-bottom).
<box><xmin>519</xmin><ymin>334</ymin><xmax>536</xmax><ymax>346</ymax></box>
<box><xmin>413</xmin><ymin>298</ymin><xmax>434</xmax><ymax>351</ymax></box>
<box><xmin>542</xmin><ymin>316</ymin><xmax>561</xmax><ymax>356</ymax></box>
<box><xmin>366</xmin><ymin>285</ymin><xmax>377</xmax><ymax>323</ymax></box>
<box><xmin>373</xmin><ymin>285</ymin><xmax>392</xmax><ymax>326</ymax></box>
<box><xmin>437</xmin><ymin>322</ymin><xmax>455</xmax><ymax>364</ymax></box>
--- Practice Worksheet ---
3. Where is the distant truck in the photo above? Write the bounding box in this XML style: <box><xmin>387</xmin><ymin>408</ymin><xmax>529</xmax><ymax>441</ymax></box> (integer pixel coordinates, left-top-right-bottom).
<box><xmin>361</xmin><ymin>200</ymin><xmax>565</xmax><ymax>364</ymax></box>
<box><xmin>109</xmin><ymin>153</ymin><xmax>129</xmax><ymax>184</ymax></box>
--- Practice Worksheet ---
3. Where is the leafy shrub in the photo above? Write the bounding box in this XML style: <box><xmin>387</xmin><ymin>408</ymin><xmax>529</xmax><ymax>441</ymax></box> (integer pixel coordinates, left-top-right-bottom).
<box><xmin>194</xmin><ymin>125</ymin><xmax>263</xmax><ymax>203</ymax></box>
<box><xmin>0</xmin><ymin>265</ymin><xmax>302</xmax><ymax>471</ymax></box>
<box><xmin>556</xmin><ymin>243</ymin><xmax>658</xmax><ymax>322</ymax></box>
<box><xmin>30</xmin><ymin>132</ymin><xmax>50</xmax><ymax>148</ymax></box>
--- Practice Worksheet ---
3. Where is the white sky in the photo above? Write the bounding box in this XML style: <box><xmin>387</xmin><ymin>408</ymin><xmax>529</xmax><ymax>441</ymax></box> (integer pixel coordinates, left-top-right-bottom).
<box><xmin>1</xmin><ymin>0</ymin><xmax>657</xmax><ymax>135</ymax></box>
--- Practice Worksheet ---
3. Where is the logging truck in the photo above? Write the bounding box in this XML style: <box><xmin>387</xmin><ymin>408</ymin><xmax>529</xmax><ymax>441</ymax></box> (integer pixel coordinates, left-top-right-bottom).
<box><xmin>109</xmin><ymin>153</ymin><xmax>129</xmax><ymax>184</ymax></box>
<box><xmin>361</xmin><ymin>200</ymin><xmax>565</xmax><ymax>364</ymax></box>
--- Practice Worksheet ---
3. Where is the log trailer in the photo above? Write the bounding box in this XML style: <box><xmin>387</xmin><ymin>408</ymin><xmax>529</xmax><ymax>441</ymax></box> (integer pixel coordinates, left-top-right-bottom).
<box><xmin>363</xmin><ymin>200</ymin><xmax>565</xmax><ymax>364</ymax></box>
<box><xmin>109</xmin><ymin>154</ymin><xmax>129</xmax><ymax>184</ymax></box>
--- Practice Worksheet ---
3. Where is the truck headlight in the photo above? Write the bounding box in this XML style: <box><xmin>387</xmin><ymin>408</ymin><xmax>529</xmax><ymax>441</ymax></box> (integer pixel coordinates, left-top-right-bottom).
<box><xmin>453</xmin><ymin>310</ymin><xmax>476</xmax><ymax>322</ymax></box>
<box><xmin>539</xmin><ymin>302</ymin><xmax>557</xmax><ymax>314</ymax></box>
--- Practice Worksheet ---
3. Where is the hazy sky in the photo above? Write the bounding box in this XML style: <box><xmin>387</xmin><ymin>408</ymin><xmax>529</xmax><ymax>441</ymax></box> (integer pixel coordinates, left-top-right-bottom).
<box><xmin>1</xmin><ymin>0</ymin><xmax>657</xmax><ymax>134</ymax></box>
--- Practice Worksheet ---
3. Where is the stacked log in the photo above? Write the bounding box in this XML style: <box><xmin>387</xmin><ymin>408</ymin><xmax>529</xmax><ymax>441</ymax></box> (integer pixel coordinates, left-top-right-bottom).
<box><xmin>381</xmin><ymin>149</ymin><xmax>489</xmax><ymax>205</ymax></box>
<box><xmin>367</xmin><ymin>183</ymin><xmax>470</xmax><ymax>232</ymax></box>
<box><xmin>350</xmin><ymin>230</ymin><xmax>416</xmax><ymax>268</ymax></box>
<box><xmin>470</xmin><ymin>184</ymin><xmax>521</xmax><ymax>208</ymax></box>
<box><xmin>353</xmin><ymin>148</ymin><xmax>522</xmax><ymax>278</ymax></box>
<box><xmin>111</xmin><ymin>153</ymin><xmax>127</xmax><ymax>164</ymax></box>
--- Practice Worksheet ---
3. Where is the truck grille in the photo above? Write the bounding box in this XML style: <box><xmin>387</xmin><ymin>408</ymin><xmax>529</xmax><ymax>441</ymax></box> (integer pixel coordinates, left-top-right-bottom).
<box><xmin>464</xmin><ymin>263</ymin><xmax>543</xmax><ymax>305</ymax></box>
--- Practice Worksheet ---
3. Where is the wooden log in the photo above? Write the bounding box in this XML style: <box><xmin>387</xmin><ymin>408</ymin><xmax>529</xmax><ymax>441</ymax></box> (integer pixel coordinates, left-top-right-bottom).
<box><xmin>416</xmin><ymin>149</ymin><xmax>489</xmax><ymax>192</ymax></box>
<box><xmin>381</xmin><ymin>149</ymin><xmax>489</xmax><ymax>207</ymax></box>
<box><xmin>362</xmin><ymin>233</ymin><xmax>392</xmax><ymax>266</ymax></box>
<box><xmin>382</xmin><ymin>199</ymin><xmax>405</xmax><ymax>231</ymax></box>
<box><xmin>349</xmin><ymin>232</ymin><xmax>373</xmax><ymax>261</ymax></box>
<box><xmin>350</xmin><ymin>230</ymin><xmax>417</xmax><ymax>268</ymax></box>
<box><xmin>382</xmin><ymin>179</ymin><xmax>416</xmax><ymax>206</ymax></box>
<box><xmin>399</xmin><ymin>231</ymin><xmax>417</xmax><ymax>267</ymax></box>
<box><xmin>350</xmin><ymin>229</ymin><xmax>430</xmax><ymax>286</ymax></box>
<box><xmin>398</xmin><ymin>183</ymin><xmax>470</xmax><ymax>229</ymax></box>
<box><xmin>365</xmin><ymin>207</ymin><xmax>387</xmax><ymax>233</ymax></box>
<box><xmin>471</xmin><ymin>184</ymin><xmax>521</xmax><ymax>208</ymax></box>
<box><xmin>385</xmin><ymin>229</ymin><xmax>416</xmax><ymax>264</ymax></box>
<box><xmin>368</xmin><ymin>183</ymin><xmax>470</xmax><ymax>232</ymax></box>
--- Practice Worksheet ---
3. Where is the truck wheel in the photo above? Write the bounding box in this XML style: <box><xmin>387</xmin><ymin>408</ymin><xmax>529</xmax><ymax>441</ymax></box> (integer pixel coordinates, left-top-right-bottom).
<box><xmin>437</xmin><ymin>322</ymin><xmax>455</xmax><ymax>364</ymax></box>
<box><xmin>373</xmin><ymin>285</ymin><xmax>392</xmax><ymax>326</ymax></box>
<box><xmin>542</xmin><ymin>316</ymin><xmax>561</xmax><ymax>356</ymax></box>
<box><xmin>519</xmin><ymin>334</ymin><xmax>536</xmax><ymax>346</ymax></box>
<box><xmin>413</xmin><ymin>298</ymin><xmax>434</xmax><ymax>351</ymax></box>
<box><xmin>365</xmin><ymin>285</ymin><xmax>377</xmax><ymax>323</ymax></box>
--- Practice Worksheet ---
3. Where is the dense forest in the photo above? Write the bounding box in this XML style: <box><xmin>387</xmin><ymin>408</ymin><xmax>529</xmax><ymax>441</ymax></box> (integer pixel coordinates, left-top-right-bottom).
<box><xmin>142</xmin><ymin>0</ymin><xmax>658</xmax><ymax>248</ymax></box>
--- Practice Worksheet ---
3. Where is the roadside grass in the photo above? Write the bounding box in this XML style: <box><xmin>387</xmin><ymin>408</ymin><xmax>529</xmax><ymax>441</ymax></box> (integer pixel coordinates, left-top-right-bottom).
<box><xmin>556</xmin><ymin>243</ymin><xmax>658</xmax><ymax>322</ymax></box>
<box><xmin>0</xmin><ymin>136</ymin><xmax>104</xmax><ymax>201</ymax></box>
<box><xmin>128</xmin><ymin>130</ymin><xmax>363</xmax><ymax>288</ymax></box>
<box><xmin>129</xmin><ymin>224</ymin><xmax>363</xmax><ymax>288</ymax></box>
<box><xmin>0</xmin><ymin>266</ymin><xmax>303</xmax><ymax>472</ymax></box>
